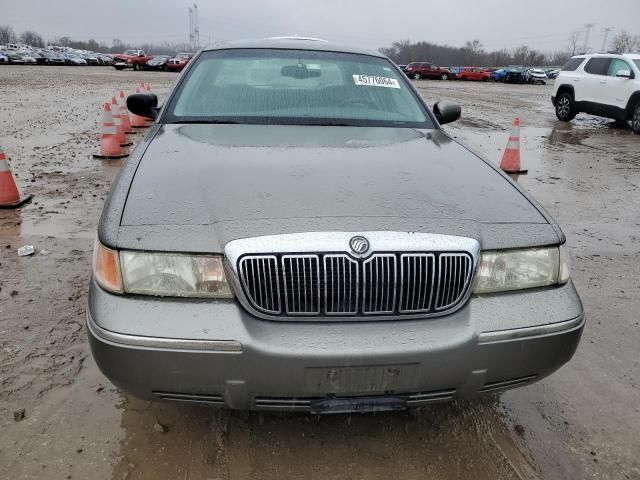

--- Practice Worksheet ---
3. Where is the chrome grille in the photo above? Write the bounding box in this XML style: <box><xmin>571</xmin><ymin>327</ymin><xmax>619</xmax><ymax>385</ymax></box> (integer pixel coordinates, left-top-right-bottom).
<box><xmin>239</xmin><ymin>256</ymin><xmax>281</xmax><ymax>314</ymax></box>
<box><xmin>282</xmin><ymin>255</ymin><xmax>320</xmax><ymax>315</ymax></box>
<box><xmin>399</xmin><ymin>254</ymin><xmax>436</xmax><ymax>312</ymax></box>
<box><xmin>324</xmin><ymin>255</ymin><xmax>359</xmax><ymax>315</ymax></box>
<box><xmin>237</xmin><ymin>251</ymin><xmax>473</xmax><ymax>318</ymax></box>
<box><xmin>363</xmin><ymin>254</ymin><xmax>397</xmax><ymax>314</ymax></box>
<box><xmin>434</xmin><ymin>253</ymin><xmax>473</xmax><ymax>311</ymax></box>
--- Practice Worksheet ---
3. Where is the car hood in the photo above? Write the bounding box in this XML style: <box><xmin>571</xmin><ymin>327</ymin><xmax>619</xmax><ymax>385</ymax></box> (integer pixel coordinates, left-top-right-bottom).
<box><xmin>117</xmin><ymin>124</ymin><xmax>554</xmax><ymax>251</ymax></box>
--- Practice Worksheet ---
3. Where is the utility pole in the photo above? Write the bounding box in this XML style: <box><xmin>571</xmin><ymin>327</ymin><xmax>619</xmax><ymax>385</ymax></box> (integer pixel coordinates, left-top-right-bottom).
<box><xmin>601</xmin><ymin>27</ymin><xmax>613</xmax><ymax>52</ymax></box>
<box><xmin>193</xmin><ymin>4</ymin><xmax>200</xmax><ymax>47</ymax></box>
<box><xmin>189</xmin><ymin>7</ymin><xmax>194</xmax><ymax>49</ymax></box>
<box><xmin>582</xmin><ymin>23</ymin><xmax>594</xmax><ymax>54</ymax></box>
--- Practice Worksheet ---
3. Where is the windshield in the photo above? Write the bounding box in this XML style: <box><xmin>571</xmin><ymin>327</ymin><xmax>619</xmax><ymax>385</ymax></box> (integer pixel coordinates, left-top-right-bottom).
<box><xmin>166</xmin><ymin>49</ymin><xmax>431</xmax><ymax>128</ymax></box>
<box><xmin>123</xmin><ymin>50</ymin><xmax>139</xmax><ymax>56</ymax></box>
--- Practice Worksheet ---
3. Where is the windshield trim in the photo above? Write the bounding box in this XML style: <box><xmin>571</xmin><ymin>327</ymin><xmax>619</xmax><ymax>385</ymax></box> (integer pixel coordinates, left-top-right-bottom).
<box><xmin>160</xmin><ymin>48</ymin><xmax>436</xmax><ymax>130</ymax></box>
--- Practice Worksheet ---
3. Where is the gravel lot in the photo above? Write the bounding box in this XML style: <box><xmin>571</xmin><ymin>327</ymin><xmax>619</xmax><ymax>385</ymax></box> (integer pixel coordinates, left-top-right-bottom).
<box><xmin>0</xmin><ymin>66</ymin><xmax>639</xmax><ymax>480</ymax></box>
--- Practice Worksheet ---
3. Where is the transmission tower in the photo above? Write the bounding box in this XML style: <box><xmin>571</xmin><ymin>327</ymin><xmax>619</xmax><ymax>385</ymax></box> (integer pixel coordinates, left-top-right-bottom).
<box><xmin>582</xmin><ymin>23</ymin><xmax>595</xmax><ymax>54</ymax></box>
<box><xmin>601</xmin><ymin>27</ymin><xmax>613</xmax><ymax>52</ymax></box>
<box><xmin>193</xmin><ymin>4</ymin><xmax>200</xmax><ymax>47</ymax></box>
<box><xmin>189</xmin><ymin>7</ymin><xmax>194</xmax><ymax>48</ymax></box>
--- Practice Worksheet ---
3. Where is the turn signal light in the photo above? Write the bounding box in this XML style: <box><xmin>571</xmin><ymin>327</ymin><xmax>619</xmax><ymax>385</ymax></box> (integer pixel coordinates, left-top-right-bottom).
<box><xmin>93</xmin><ymin>241</ymin><xmax>123</xmax><ymax>293</ymax></box>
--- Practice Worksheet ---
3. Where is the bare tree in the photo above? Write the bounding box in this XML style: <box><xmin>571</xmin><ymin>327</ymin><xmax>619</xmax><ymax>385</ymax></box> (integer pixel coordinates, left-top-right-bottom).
<box><xmin>0</xmin><ymin>24</ymin><xmax>15</xmax><ymax>44</ymax></box>
<box><xmin>610</xmin><ymin>30</ymin><xmax>638</xmax><ymax>53</ymax></box>
<box><xmin>568</xmin><ymin>31</ymin><xmax>581</xmax><ymax>56</ymax></box>
<box><xmin>19</xmin><ymin>30</ymin><xmax>44</xmax><ymax>47</ymax></box>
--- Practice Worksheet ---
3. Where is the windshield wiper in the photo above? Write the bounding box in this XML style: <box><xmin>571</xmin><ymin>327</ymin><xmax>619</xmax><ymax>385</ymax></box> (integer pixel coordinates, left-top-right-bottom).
<box><xmin>172</xmin><ymin>119</ymin><xmax>239</xmax><ymax>124</ymax></box>
<box><xmin>303</xmin><ymin>121</ymin><xmax>352</xmax><ymax>127</ymax></box>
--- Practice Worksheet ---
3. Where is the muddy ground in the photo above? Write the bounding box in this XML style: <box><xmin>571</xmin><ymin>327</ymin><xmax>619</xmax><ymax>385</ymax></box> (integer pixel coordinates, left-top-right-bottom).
<box><xmin>0</xmin><ymin>65</ymin><xmax>638</xmax><ymax>480</ymax></box>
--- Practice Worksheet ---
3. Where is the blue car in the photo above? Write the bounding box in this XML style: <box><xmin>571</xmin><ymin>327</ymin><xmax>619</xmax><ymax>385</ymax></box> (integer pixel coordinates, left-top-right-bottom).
<box><xmin>490</xmin><ymin>68</ymin><xmax>507</xmax><ymax>82</ymax></box>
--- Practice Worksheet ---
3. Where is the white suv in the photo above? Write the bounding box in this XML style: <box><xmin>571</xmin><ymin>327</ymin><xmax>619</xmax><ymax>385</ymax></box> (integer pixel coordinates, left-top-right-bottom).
<box><xmin>552</xmin><ymin>53</ymin><xmax>640</xmax><ymax>134</ymax></box>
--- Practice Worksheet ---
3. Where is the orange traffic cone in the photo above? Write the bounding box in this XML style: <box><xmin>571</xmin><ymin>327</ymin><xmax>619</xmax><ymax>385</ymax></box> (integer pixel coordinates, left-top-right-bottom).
<box><xmin>118</xmin><ymin>91</ymin><xmax>134</xmax><ymax>134</ymax></box>
<box><xmin>130</xmin><ymin>88</ymin><xmax>149</xmax><ymax>128</ymax></box>
<box><xmin>111</xmin><ymin>97</ymin><xmax>132</xmax><ymax>147</ymax></box>
<box><xmin>0</xmin><ymin>146</ymin><xmax>32</xmax><ymax>208</ymax></box>
<box><xmin>500</xmin><ymin>118</ymin><xmax>528</xmax><ymax>176</ymax></box>
<box><xmin>93</xmin><ymin>103</ymin><xmax>129</xmax><ymax>159</ymax></box>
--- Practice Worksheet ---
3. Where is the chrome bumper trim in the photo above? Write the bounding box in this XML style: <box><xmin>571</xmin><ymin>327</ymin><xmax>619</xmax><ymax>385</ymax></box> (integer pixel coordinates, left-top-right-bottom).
<box><xmin>86</xmin><ymin>312</ymin><xmax>242</xmax><ymax>353</ymax></box>
<box><xmin>477</xmin><ymin>315</ymin><xmax>584</xmax><ymax>344</ymax></box>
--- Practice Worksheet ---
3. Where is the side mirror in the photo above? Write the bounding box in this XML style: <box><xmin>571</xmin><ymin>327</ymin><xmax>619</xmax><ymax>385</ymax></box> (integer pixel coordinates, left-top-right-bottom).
<box><xmin>433</xmin><ymin>101</ymin><xmax>461</xmax><ymax>125</ymax></box>
<box><xmin>616</xmin><ymin>69</ymin><xmax>634</xmax><ymax>79</ymax></box>
<box><xmin>127</xmin><ymin>93</ymin><xmax>159</xmax><ymax>120</ymax></box>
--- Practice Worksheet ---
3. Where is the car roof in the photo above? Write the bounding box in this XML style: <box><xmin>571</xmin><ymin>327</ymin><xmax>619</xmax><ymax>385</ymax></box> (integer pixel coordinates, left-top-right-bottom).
<box><xmin>573</xmin><ymin>53</ymin><xmax>640</xmax><ymax>60</ymax></box>
<box><xmin>202</xmin><ymin>37</ymin><xmax>386</xmax><ymax>58</ymax></box>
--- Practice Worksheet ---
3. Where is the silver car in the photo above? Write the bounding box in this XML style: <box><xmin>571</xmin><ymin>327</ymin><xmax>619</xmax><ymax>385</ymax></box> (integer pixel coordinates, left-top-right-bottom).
<box><xmin>88</xmin><ymin>38</ymin><xmax>584</xmax><ymax>413</ymax></box>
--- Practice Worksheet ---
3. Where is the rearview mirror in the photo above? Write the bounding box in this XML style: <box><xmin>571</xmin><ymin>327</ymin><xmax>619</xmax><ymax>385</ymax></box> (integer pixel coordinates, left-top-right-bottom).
<box><xmin>281</xmin><ymin>64</ymin><xmax>320</xmax><ymax>79</ymax></box>
<box><xmin>127</xmin><ymin>93</ymin><xmax>159</xmax><ymax>120</ymax></box>
<box><xmin>616</xmin><ymin>69</ymin><xmax>634</xmax><ymax>79</ymax></box>
<box><xmin>433</xmin><ymin>101</ymin><xmax>461</xmax><ymax>125</ymax></box>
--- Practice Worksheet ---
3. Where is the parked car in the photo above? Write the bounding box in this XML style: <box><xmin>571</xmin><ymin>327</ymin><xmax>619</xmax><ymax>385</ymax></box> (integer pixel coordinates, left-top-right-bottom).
<box><xmin>97</xmin><ymin>54</ymin><xmax>114</xmax><ymax>66</ymax></box>
<box><xmin>455</xmin><ymin>67</ymin><xmax>491</xmax><ymax>81</ymax></box>
<box><xmin>38</xmin><ymin>50</ymin><xmax>66</xmax><ymax>65</ymax></box>
<box><xmin>113</xmin><ymin>50</ymin><xmax>154</xmax><ymax>71</ymax></box>
<box><xmin>0</xmin><ymin>52</ymin><xmax>8</xmax><ymax>64</ymax></box>
<box><xmin>82</xmin><ymin>53</ymin><xmax>100</xmax><ymax>65</ymax></box>
<box><xmin>528</xmin><ymin>68</ymin><xmax>548</xmax><ymax>85</ymax></box>
<box><xmin>15</xmin><ymin>51</ymin><xmax>37</xmax><ymax>64</ymax></box>
<box><xmin>552</xmin><ymin>53</ymin><xmax>640</xmax><ymax>134</ymax></box>
<box><xmin>448</xmin><ymin>66</ymin><xmax>464</xmax><ymax>77</ymax></box>
<box><xmin>88</xmin><ymin>38</ymin><xmax>584</xmax><ymax>412</ymax></box>
<box><xmin>545</xmin><ymin>69</ymin><xmax>560</xmax><ymax>79</ymax></box>
<box><xmin>404</xmin><ymin>62</ymin><xmax>451</xmax><ymax>80</ymax></box>
<box><xmin>490</xmin><ymin>68</ymin><xmax>507</xmax><ymax>82</ymax></box>
<box><xmin>146</xmin><ymin>55</ymin><xmax>172</xmax><ymax>71</ymax></box>
<box><xmin>28</xmin><ymin>51</ymin><xmax>48</xmax><ymax>64</ymax></box>
<box><xmin>504</xmin><ymin>65</ymin><xmax>528</xmax><ymax>84</ymax></box>
<box><xmin>62</xmin><ymin>53</ymin><xmax>88</xmax><ymax>65</ymax></box>
<box><xmin>166</xmin><ymin>52</ymin><xmax>194</xmax><ymax>72</ymax></box>
<box><xmin>1</xmin><ymin>50</ymin><xmax>24</xmax><ymax>64</ymax></box>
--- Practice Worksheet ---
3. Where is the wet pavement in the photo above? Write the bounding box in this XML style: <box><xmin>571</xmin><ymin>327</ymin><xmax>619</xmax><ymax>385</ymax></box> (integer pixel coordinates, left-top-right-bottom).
<box><xmin>1</xmin><ymin>66</ymin><xmax>639</xmax><ymax>479</ymax></box>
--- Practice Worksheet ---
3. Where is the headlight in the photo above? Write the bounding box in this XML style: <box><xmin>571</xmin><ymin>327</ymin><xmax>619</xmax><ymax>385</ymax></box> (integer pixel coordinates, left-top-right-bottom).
<box><xmin>93</xmin><ymin>242</ymin><xmax>234</xmax><ymax>298</ymax></box>
<box><xmin>474</xmin><ymin>245</ymin><xmax>570</xmax><ymax>294</ymax></box>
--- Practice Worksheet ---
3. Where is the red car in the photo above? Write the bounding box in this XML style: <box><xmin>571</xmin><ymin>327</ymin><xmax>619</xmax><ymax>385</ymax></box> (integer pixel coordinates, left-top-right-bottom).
<box><xmin>404</xmin><ymin>62</ymin><xmax>451</xmax><ymax>80</ymax></box>
<box><xmin>455</xmin><ymin>67</ymin><xmax>491</xmax><ymax>81</ymax></box>
<box><xmin>112</xmin><ymin>50</ymin><xmax>153</xmax><ymax>71</ymax></box>
<box><xmin>166</xmin><ymin>53</ymin><xmax>194</xmax><ymax>72</ymax></box>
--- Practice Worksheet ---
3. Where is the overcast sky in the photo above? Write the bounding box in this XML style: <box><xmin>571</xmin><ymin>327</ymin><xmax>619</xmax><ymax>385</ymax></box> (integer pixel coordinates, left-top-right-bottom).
<box><xmin>2</xmin><ymin>0</ymin><xmax>639</xmax><ymax>52</ymax></box>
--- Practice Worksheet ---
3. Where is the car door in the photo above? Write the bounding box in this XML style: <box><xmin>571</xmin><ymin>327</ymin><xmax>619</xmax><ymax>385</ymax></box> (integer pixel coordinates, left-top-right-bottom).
<box><xmin>581</xmin><ymin>57</ymin><xmax>612</xmax><ymax>110</ymax></box>
<box><xmin>603</xmin><ymin>58</ymin><xmax>636</xmax><ymax>112</ymax></box>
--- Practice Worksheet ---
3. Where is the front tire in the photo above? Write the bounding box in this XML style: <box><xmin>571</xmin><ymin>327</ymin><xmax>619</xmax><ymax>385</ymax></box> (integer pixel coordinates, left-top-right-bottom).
<box><xmin>412</xmin><ymin>73</ymin><xmax>421</xmax><ymax>80</ymax></box>
<box><xmin>133</xmin><ymin>63</ymin><xmax>140</xmax><ymax>71</ymax></box>
<box><xmin>441</xmin><ymin>73</ymin><xmax>449</xmax><ymax>80</ymax></box>
<box><xmin>632</xmin><ymin>102</ymin><xmax>640</xmax><ymax>134</ymax></box>
<box><xmin>555</xmin><ymin>92</ymin><xmax>577</xmax><ymax>121</ymax></box>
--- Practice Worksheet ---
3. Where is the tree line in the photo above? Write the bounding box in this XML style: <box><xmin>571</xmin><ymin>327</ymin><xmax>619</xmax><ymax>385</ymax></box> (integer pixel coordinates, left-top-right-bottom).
<box><xmin>0</xmin><ymin>25</ymin><xmax>192</xmax><ymax>55</ymax></box>
<box><xmin>1</xmin><ymin>23</ymin><xmax>638</xmax><ymax>63</ymax></box>
<box><xmin>381</xmin><ymin>31</ymin><xmax>639</xmax><ymax>68</ymax></box>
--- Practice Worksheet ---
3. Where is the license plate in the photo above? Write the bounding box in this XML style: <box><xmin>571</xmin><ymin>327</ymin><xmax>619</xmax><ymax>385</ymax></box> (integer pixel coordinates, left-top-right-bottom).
<box><xmin>305</xmin><ymin>364</ymin><xmax>419</xmax><ymax>395</ymax></box>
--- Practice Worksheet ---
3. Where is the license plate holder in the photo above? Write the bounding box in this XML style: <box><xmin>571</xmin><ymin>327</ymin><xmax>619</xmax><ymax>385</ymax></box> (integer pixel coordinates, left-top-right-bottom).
<box><xmin>310</xmin><ymin>395</ymin><xmax>407</xmax><ymax>414</ymax></box>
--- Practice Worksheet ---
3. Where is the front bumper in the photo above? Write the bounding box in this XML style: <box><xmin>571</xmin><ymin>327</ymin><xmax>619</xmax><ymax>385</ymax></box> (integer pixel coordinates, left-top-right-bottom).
<box><xmin>87</xmin><ymin>280</ymin><xmax>584</xmax><ymax>411</ymax></box>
